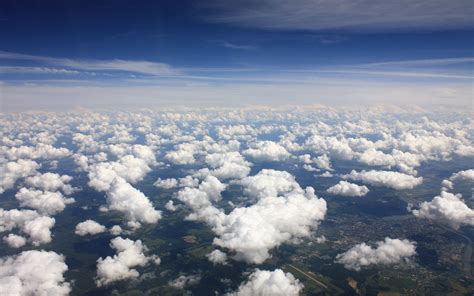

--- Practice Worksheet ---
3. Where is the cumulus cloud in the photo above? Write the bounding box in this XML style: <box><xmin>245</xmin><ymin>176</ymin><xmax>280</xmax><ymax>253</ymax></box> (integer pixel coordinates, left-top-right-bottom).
<box><xmin>75</xmin><ymin>220</ymin><xmax>107</xmax><ymax>236</ymax></box>
<box><xmin>336</xmin><ymin>237</ymin><xmax>416</xmax><ymax>271</ymax></box>
<box><xmin>2</xmin><ymin>234</ymin><xmax>26</xmax><ymax>248</ymax></box>
<box><xmin>153</xmin><ymin>178</ymin><xmax>178</xmax><ymax>189</ymax></box>
<box><xmin>164</xmin><ymin>200</ymin><xmax>177</xmax><ymax>211</ymax></box>
<box><xmin>239</xmin><ymin>169</ymin><xmax>302</xmax><ymax>199</ymax></box>
<box><xmin>449</xmin><ymin>169</ymin><xmax>474</xmax><ymax>183</ymax></box>
<box><xmin>319</xmin><ymin>171</ymin><xmax>333</xmax><ymax>177</ymax></box>
<box><xmin>15</xmin><ymin>188</ymin><xmax>74</xmax><ymax>215</ymax></box>
<box><xmin>412</xmin><ymin>191</ymin><xmax>474</xmax><ymax>229</ymax></box>
<box><xmin>357</xmin><ymin>148</ymin><xmax>421</xmax><ymax>175</ymax></box>
<box><xmin>109</xmin><ymin>225</ymin><xmax>123</xmax><ymax>236</ymax></box>
<box><xmin>398</xmin><ymin>132</ymin><xmax>465</xmax><ymax>161</ymax></box>
<box><xmin>24</xmin><ymin>172</ymin><xmax>76</xmax><ymax>195</ymax></box>
<box><xmin>87</xmin><ymin>155</ymin><xmax>151</xmax><ymax>192</ymax></box>
<box><xmin>326</xmin><ymin>181</ymin><xmax>369</xmax><ymax>197</ymax></box>
<box><xmin>0</xmin><ymin>250</ymin><xmax>70</xmax><ymax>295</ymax></box>
<box><xmin>316</xmin><ymin>235</ymin><xmax>327</xmax><ymax>244</ymax></box>
<box><xmin>0</xmin><ymin>209</ymin><xmax>55</xmax><ymax>246</ymax></box>
<box><xmin>168</xmin><ymin>274</ymin><xmax>202</xmax><ymax>289</ymax></box>
<box><xmin>175</xmin><ymin>170</ymin><xmax>326</xmax><ymax>264</ymax></box>
<box><xmin>23</xmin><ymin>216</ymin><xmax>56</xmax><ymax>246</ymax></box>
<box><xmin>175</xmin><ymin>175</ymin><xmax>226</xmax><ymax>221</ymax></box>
<box><xmin>205</xmin><ymin>151</ymin><xmax>251</xmax><ymax>180</ymax></box>
<box><xmin>305</xmin><ymin>136</ymin><xmax>354</xmax><ymax>160</ymax></box>
<box><xmin>72</xmin><ymin>133</ymin><xmax>102</xmax><ymax>153</ymax></box>
<box><xmin>96</xmin><ymin>237</ymin><xmax>158</xmax><ymax>286</ymax></box>
<box><xmin>106</xmin><ymin>178</ymin><xmax>161</xmax><ymax>226</ymax></box>
<box><xmin>213</xmin><ymin>186</ymin><xmax>326</xmax><ymax>264</ymax></box>
<box><xmin>313</xmin><ymin>154</ymin><xmax>333</xmax><ymax>171</ymax></box>
<box><xmin>108</xmin><ymin>144</ymin><xmax>156</xmax><ymax>165</ymax></box>
<box><xmin>343</xmin><ymin>170</ymin><xmax>423</xmax><ymax>190</ymax></box>
<box><xmin>243</xmin><ymin>141</ymin><xmax>290</xmax><ymax>162</ymax></box>
<box><xmin>228</xmin><ymin>269</ymin><xmax>303</xmax><ymax>296</ymax></box>
<box><xmin>0</xmin><ymin>159</ymin><xmax>39</xmax><ymax>194</ymax></box>
<box><xmin>2</xmin><ymin>144</ymin><xmax>71</xmax><ymax>161</ymax></box>
<box><xmin>206</xmin><ymin>249</ymin><xmax>228</xmax><ymax>265</ymax></box>
<box><xmin>165</xmin><ymin>143</ymin><xmax>197</xmax><ymax>165</ymax></box>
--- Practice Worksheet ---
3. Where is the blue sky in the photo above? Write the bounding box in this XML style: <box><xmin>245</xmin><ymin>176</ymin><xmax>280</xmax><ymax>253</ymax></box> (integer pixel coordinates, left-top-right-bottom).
<box><xmin>0</xmin><ymin>0</ymin><xmax>473</xmax><ymax>110</ymax></box>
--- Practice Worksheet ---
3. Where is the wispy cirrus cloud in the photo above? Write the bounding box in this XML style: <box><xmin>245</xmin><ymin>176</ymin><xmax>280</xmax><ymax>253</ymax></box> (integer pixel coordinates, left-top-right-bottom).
<box><xmin>1</xmin><ymin>51</ymin><xmax>472</xmax><ymax>112</ymax></box>
<box><xmin>289</xmin><ymin>69</ymin><xmax>473</xmax><ymax>80</ymax></box>
<box><xmin>1</xmin><ymin>50</ymin><xmax>472</xmax><ymax>81</ymax></box>
<box><xmin>361</xmin><ymin>57</ymin><xmax>474</xmax><ymax>68</ymax></box>
<box><xmin>0</xmin><ymin>66</ymin><xmax>81</xmax><ymax>75</ymax></box>
<box><xmin>202</xmin><ymin>0</ymin><xmax>474</xmax><ymax>32</ymax></box>
<box><xmin>221</xmin><ymin>42</ymin><xmax>258</xmax><ymax>50</ymax></box>
<box><xmin>0</xmin><ymin>51</ymin><xmax>178</xmax><ymax>76</ymax></box>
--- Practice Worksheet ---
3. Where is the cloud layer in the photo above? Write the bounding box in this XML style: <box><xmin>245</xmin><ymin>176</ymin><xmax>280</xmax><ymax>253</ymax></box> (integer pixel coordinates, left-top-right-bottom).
<box><xmin>336</xmin><ymin>237</ymin><xmax>416</xmax><ymax>271</ymax></box>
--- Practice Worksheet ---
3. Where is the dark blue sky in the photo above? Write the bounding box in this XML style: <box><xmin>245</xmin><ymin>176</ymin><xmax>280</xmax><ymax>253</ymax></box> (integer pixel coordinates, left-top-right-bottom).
<box><xmin>1</xmin><ymin>0</ymin><xmax>472</xmax><ymax>65</ymax></box>
<box><xmin>1</xmin><ymin>0</ymin><xmax>473</xmax><ymax>110</ymax></box>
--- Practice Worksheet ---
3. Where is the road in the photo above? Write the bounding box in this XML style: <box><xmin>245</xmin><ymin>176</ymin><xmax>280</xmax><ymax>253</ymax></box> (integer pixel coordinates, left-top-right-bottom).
<box><xmin>287</xmin><ymin>264</ymin><xmax>328</xmax><ymax>289</ymax></box>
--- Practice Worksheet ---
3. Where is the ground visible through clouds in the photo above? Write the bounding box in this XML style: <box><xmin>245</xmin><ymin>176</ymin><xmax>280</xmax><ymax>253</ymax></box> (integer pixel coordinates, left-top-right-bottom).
<box><xmin>0</xmin><ymin>106</ymin><xmax>473</xmax><ymax>295</ymax></box>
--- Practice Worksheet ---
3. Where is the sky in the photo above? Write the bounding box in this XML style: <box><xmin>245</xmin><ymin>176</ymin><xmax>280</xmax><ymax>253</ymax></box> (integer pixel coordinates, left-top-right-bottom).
<box><xmin>0</xmin><ymin>0</ymin><xmax>473</xmax><ymax>111</ymax></box>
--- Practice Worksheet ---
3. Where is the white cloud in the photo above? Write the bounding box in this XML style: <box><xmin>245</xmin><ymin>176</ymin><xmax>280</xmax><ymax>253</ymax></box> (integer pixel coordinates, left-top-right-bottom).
<box><xmin>0</xmin><ymin>209</ymin><xmax>55</xmax><ymax>246</ymax></box>
<box><xmin>243</xmin><ymin>141</ymin><xmax>290</xmax><ymax>162</ymax></box>
<box><xmin>164</xmin><ymin>200</ymin><xmax>177</xmax><ymax>212</ymax></box>
<box><xmin>357</xmin><ymin>148</ymin><xmax>421</xmax><ymax>175</ymax></box>
<box><xmin>336</xmin><ymin>237</ymin><xmax>416</xmax><ymax>271</ymax></box>
<box><xmin>176</xmin><ymin>175</ymin><xmax>226</xmax><ymax>211</ymax></box>
<box><xmin>153</xmin><ymin>178</ymin><xmax>178</xmax><ymax>189</ymax></box>
<box><xmin>0</xmin><ymin>51</ymin><xmax>177</xmax><ymax>76</ymax></box>
<box><xmin>75</xmin><ymin>220</ymin><xmax>107</xmax><ymax>236</ymax></box>
<box><xmin>204</xmin><ymin>0</ymin><xmax>473</xmax><ymax>32</ymax></box>
<box><xmin>72</xmin><ymin>133</ymin><xmax>102</xmax><ymax>153</ymax></box>
<box><xmin>106</xmin><ymin>178</ymin><xmax>162</xmax><ymax>226</ymax></box>
<box><xmin>87</xmin><ymin>155</ymin><xmax>151</xmax><ymax>192</ymax></box>
<box><xmin>168</xmin><ymin>274</ymin><xmax>202</xmax><ymax>289</ymax></box>
<box><xmin>206</xmin><ymin>249</ymin><xmax>228</xmax><ymax>265</ymax></box>
<box><xmin>165</xmin><ymin>144</ymin><xmax>197</xmax><ymax>165</ymax></box>
<box><xmin>316</xmin><ymin>235</ymin><xmax>327</xmax><ymax>244</ymax></box>
<box><xmin>398</xmin><ymin>132</ymin><xmax>465</xmax><ymax>161</ymax></box>
<box><xmin>305</xmin><ymin>136</ymin><xmax>354</xmax><ymax>160</ymax></box>
<box><xmin>412</xmin><ymin>191</ymin><xmax>474</xmax><ymax>229</ymax></box>
<box><xmin>175</xmin><ymin>170</ymin><xmax>326</xmax><ymax>264</ymax></box>
<box><xmin>0</xmin><ymin>159</ymin><xmax>39</xmax><ymax>194</ymax></box>
<box><xmin>2</xmin><ymin>234</ymin><xmax>26</xmax><ymax>248</ymax></box>
<box><xmin>213</xmin><ymin>187</ymin><xmax>326</xmax><ymax>264</ymax></box>
<box><xmin>313</xmin><ymin>154</ymin><xmax>333</xmax><ymax>171</ymax></box>
<box><xmin>205</xmin><ymin>151</ymin><xmax>251</xmax><ymax>180</ymax></box>
<box><xmin>15</xmin><ymin>188</ymin><xmax>74</xmax><ymax>215</ymax></box>
<box><xmin>228</xmin><ymin>269</ymin><xmax>303</xmax><ymax>296</ymax></box>
<box><xmin>96</xmin><ymin>237</ymin><xmax>158</xmax><ymax>286</ymax></box>
<box><xmin>109</xmin><ymin>225</ymin><xmax>123</xmax><ymax>236</ymax></box>
<box><xmin>0</xmin><ymin>250</ymin><xmax>70</xmax><ymax>295</ymax></box>
<box><xmin>3</xmin><ymin>144</ymin><xmax>71</xmax><ymax>161</ymax></box>
<box><xmin>449</xmin><ymin>169</ymin><xmax>474</xmax><ymax>183</ymax></box>
<box><xmin>24</xmin><ymin>173</ymin><xmax>76</xmax><ymax>195</ymax></box>
<box><xmin>175</xmin><ymin>175</ymin><xmax>226</xmax><ymax>223</ymax></box>
<box><xmin>239</xmin><ymin>169</ymin><xmax>302</xmax><ymax>199</ymax></box>
<box><xmin>343</xmin><ymin>170</ymin><xmax>423</xmax><ymax>190</ymax></box>
<box><xmin>319</xmin><ymin>171</ymin><xmax>333</xmax><ymax>177</ymax></box>
<box><xmin>23</xmin><ymin>216</ymin><xmax>56</xmax><ymax>246</ymax></box>
<box><xmin>326</xmin><ymin>181</ymin><xmax>369</xmax><ymax>197</ymax></box>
